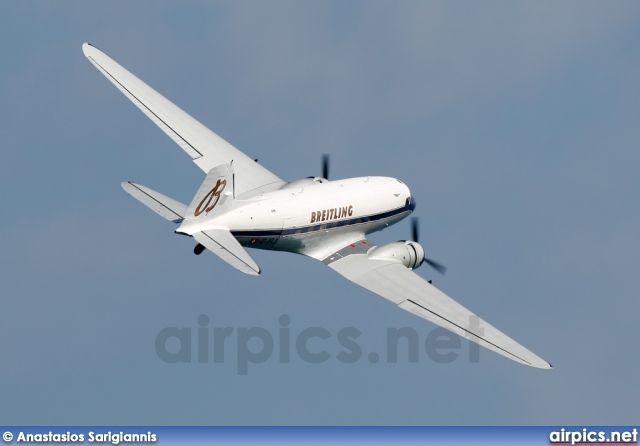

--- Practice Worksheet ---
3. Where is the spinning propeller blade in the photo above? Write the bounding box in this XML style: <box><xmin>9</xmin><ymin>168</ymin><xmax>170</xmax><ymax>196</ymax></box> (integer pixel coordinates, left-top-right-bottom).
<box><xmin>411</xmin><ymin>217</ymin><xmax>447</xmax><ymax>275</ymax></box>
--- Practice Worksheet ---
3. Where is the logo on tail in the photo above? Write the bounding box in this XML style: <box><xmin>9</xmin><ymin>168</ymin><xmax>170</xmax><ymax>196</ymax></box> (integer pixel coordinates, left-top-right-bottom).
<box><xmin>194</xmin><ymin>179</ymin><xmax>227</xmax><ymax>216</ymax></box>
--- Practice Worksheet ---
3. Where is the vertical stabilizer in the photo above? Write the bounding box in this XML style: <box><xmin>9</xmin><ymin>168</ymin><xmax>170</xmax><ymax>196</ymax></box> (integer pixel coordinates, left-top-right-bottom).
<box><xmin>185</xmin><ymin>163</ymin><xmax>234</xmax><ymax>220</ymax></box>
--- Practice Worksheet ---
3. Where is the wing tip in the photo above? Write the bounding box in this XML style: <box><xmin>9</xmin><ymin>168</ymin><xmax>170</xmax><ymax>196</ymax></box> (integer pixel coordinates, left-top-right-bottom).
<box><xmin>82</xmin><ymin>42</ymin><xmax>106</xmax><ymax>61</ymax></box>
<box><xmin>121</xmin><ymin>181</ymin><xmax>137</xmax><ymax>192</ymax></box>
<box><xmin>528</xmin><ymin>358</ymin><xmax>553</xmax><ymax>370</ymax></box>
<box><xmin>82</xmin><ymin>42</ymin><xmax>95</xmax><ymax>56</ymax></box>
<box><xmin>247</xmin><ymin>262</ymin><xmax>261</xmax><ymax>276</ymax></box>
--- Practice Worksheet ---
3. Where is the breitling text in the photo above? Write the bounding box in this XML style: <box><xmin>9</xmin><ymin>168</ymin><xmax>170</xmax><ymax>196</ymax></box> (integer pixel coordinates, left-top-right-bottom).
<box><xmin>310</xmin><ymin>205</ymin><xmax>354</xmax><ymax>223</ymax></box>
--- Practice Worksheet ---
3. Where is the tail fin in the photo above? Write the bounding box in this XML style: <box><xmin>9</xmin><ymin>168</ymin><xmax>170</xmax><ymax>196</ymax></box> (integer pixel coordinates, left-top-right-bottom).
<box><xmin>185</xmin><ymin>163</ymin><xmax>234</xmax><ymax>219</ymax></box>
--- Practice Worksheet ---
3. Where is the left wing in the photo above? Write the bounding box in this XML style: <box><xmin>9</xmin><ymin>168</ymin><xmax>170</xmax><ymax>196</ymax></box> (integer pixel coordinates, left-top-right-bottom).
<box><xmin>83</xmin><ymin>43</ymin><xmax>286</xmax><ymax>198</ymax></box>
<box><xmin>323</xmin><ymin>240</ymin><xmax>552</xmax><ymax>369</ymax></box>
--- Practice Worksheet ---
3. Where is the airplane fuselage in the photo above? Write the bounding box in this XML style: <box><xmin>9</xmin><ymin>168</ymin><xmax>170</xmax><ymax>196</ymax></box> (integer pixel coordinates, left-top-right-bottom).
<box><xmin>191</xmin><ymin>176</ymin><xmax>414</xmax><ymax>260</ymax></box>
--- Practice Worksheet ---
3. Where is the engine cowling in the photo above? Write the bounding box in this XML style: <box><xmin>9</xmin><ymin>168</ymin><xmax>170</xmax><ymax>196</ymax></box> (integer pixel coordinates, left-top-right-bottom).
<box><xmin>368</xmin><ymin>241</ymin><xmax>425</xmax><ymax>270</ymax></box>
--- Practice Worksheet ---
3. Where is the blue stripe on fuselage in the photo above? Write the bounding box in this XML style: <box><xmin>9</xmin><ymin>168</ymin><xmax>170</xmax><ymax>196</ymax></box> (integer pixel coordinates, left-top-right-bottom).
<box><xmin>231</xmin><ymin>198</ymin><xmax>415</xmax><ymax>238</ymax></box>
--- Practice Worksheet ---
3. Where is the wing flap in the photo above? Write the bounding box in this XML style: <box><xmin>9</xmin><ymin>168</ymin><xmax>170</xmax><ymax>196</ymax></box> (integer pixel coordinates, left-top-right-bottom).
<box><xmin>193</xmin><ymin>229</ymin><xmax>260</xmax><ymax>276</ymax></box>
<box><xmin>328</xmin><ymin>250</ymin><xmax>551</xmax><ymax>369</ymax></box>
<box><xmin>83</xmin><ymin>43</ymin><xmax>286</xmax><ymax>198</ymax></box>
<box><xmin>121</xmin><ymin>182</ymin><xmax>187</xmax><ymax>223</ymax></box>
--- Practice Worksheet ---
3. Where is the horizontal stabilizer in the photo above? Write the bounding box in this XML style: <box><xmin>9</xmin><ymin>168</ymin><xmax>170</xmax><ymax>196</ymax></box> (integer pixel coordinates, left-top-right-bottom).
<box><xmin>121</xmin><ymin>182</ymin><xmax>187</xmax><ymax>223</ymax></box>
<box><xmin>193</xmin><ymin>229</ymin><xmax>260</xmax><ymax>276</ymax></box>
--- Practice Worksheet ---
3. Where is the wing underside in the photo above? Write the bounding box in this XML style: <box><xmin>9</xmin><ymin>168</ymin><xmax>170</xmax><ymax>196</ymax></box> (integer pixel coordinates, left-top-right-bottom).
<box><xmin>324</xmin><ymin>241</ymin><xmax>552</xmax><ymax>369</ymax></box>
<box><xmin>83</xmin><ymin>43</ymin><xmax>286</xmax><ymax>198</ymax></box>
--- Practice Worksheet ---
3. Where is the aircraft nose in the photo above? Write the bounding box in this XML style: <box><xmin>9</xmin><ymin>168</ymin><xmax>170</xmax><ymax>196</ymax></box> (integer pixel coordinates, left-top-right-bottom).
<box><xmin>408</xmin><ymin>195</ymin><xmax>416</xmax><ymax>212</ymax></box>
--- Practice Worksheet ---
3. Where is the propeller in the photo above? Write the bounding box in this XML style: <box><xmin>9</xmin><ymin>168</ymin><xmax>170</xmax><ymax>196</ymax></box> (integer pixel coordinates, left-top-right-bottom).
<box><xmin>423</xmin><ymin>258</ymin><xmax>448</xmax><ymax>275</ymax></box>
<box><xmin>322</xmin><ymin>154</ymin><xmax>330</xmax><ymax>180</ymax></box>
<box><xmin>411</xmin><ymin>217</ymin><xmax>420</xmax><ymax>243</ymax></box>
<box><xmin>411</xmin><ymin>217</ymin><xmax>447</xmax><ymax>275</ymax></box>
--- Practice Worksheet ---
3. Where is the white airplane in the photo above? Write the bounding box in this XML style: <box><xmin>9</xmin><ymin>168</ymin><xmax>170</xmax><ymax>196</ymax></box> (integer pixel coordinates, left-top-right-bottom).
<box><xmin>83</xmin><ymin>43</ymin><xmax>552</xmax><ymax>369</ymax></box>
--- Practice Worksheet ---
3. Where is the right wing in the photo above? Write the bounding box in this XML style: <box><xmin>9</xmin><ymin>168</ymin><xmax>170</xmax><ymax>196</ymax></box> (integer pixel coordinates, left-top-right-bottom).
<box><xmin>324</xmin><ymin>240</ymin><xmax>552</xmax><ymax>369</ymax></box>
<box><xmin>83</xmin><ymin>43</ymin><xmax>286</xmax><ymax>198</ymax></box>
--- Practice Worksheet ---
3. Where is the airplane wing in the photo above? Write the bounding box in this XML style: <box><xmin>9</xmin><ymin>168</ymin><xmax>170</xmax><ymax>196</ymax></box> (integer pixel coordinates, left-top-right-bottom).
<box><xmin>322</xmin><ymin>240</ymin><xmax>552</xmax><ymax>369</ymax></box>
<box><xmin>82</xmin><ymin>43</ymin><xmax>286</xmax><ymax>198</ymax></box>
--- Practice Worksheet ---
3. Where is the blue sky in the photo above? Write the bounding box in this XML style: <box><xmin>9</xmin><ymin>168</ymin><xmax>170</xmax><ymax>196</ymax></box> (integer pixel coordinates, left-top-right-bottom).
<box><xmin>1</xmin><ymin>1</ymin><xmax>639</xmax><ymax>425</ymax></box>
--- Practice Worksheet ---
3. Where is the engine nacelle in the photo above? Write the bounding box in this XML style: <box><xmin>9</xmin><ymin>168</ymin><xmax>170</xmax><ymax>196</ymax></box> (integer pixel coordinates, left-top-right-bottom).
<box><xmin>368</xmin><ymin>241</ymin><xmax>425</xmax><ymax>270</ymax></box>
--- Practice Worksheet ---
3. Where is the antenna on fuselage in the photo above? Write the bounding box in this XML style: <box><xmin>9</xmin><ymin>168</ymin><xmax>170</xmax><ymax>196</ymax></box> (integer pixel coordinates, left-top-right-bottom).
<box><xmin>230</xmin><ymin>160</ymin><xmax>235</xmax><ymax>199</ymax></box>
